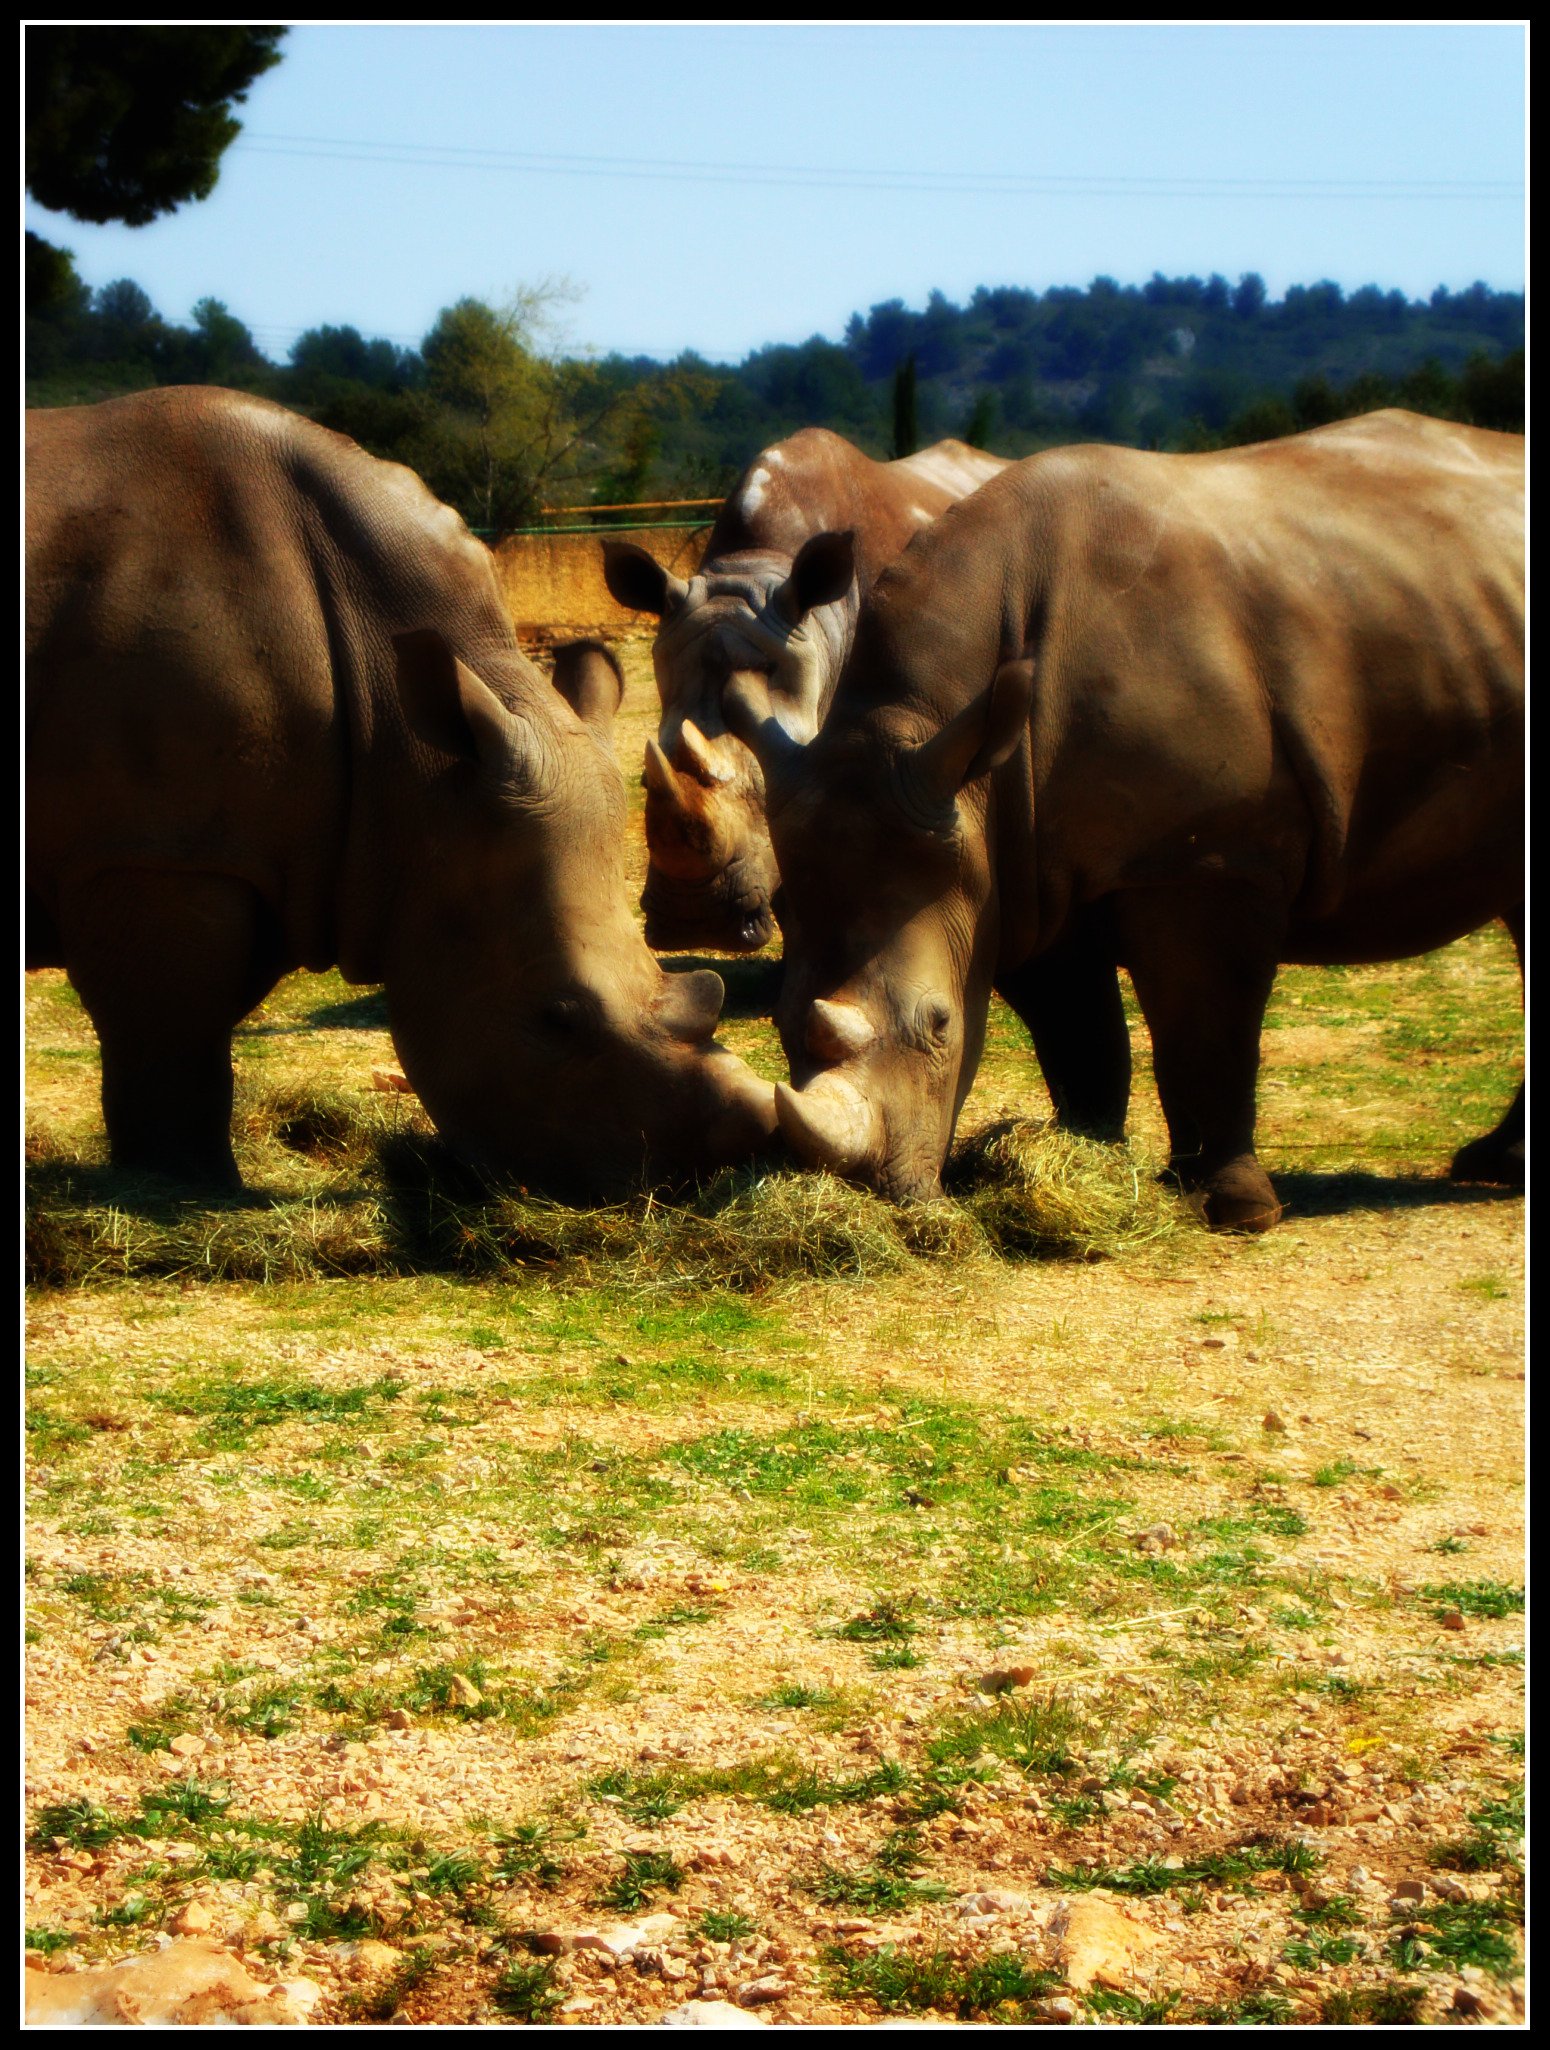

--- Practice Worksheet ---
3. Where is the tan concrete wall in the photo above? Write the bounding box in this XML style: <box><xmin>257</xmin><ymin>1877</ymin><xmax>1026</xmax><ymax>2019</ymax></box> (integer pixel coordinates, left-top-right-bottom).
<box><xmin>493</xmin><ymin>526</ymin><xmax>711</xmax><ymax>637</ymax></box>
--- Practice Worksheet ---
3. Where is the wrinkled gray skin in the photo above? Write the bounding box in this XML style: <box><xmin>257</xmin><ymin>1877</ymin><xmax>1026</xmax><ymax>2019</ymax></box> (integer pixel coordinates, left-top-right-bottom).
<box><xmin>602</xmin><ymin>429</ymin><xmax>1008</xmax><ymax>952</ymax></box>
<box><xmin>26</xmin><ymin>387</ymin><xmax>777</xmax><ymax>1197</ymax></box>
<box><xmin>728</xmin><ymin>412</ymin><xmax>1524</xmax><ymax>1228</ymax></box>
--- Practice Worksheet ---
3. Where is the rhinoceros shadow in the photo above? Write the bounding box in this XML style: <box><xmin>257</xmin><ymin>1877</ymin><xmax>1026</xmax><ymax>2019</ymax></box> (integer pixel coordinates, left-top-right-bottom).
<box><xmin>302</xmin><ymin>990</ymin><xmax>391</xmax><ymax>1031</ymax></box>
<box><xmin>659</xmin><ymin>954</ymin><xmax>784</xmax><ymax>1020</ymax></box>
<box><xmin>1270</xmin><ymin>1169</ymin><xmax>1521</xmax><ymax>1220</ymax></box>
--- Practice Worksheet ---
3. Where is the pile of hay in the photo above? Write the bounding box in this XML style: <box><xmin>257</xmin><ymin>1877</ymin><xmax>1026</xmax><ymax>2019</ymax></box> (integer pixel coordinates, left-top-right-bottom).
<box><xmin>26</xmin><ymin>1088</ymin><xmax>1191</xmax><ymax>1293</ymax></box>
<box><xmin>950</xmin><ymin>1118</ymin><xmax>1188</xmax><ymax>1260</ymax></box>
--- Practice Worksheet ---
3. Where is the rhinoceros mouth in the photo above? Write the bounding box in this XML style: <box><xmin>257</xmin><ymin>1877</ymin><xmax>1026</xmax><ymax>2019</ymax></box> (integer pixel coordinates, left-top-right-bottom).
<box><xmin>641</xmin><ymin>867</ymin><xmax>776</xmax><ymax>955</ymax></box>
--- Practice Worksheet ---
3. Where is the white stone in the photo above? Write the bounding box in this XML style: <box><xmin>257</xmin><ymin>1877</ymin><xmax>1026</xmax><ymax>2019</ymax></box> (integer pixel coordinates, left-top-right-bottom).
<box><xmin>662</xmin><ymin>1998</ymin><xmax>771</xmax><ymax>2027</ymax></box>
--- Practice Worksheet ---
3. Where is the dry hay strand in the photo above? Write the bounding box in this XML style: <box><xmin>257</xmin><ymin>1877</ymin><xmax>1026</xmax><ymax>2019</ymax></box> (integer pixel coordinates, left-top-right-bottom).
<box><xmin>24</xmin><ymin>1083</ymin><xmax>417</xmax><ymax>1288</ymax></box>
<box><xmin>948</xmin><ymin>1117</ymin><xmax>1192</xmax><ymax>1259</ymax></box>
<box><xmin>379</xmin><ymin>1137</ymin><xmax>983</xmax><ymax>1294</ymax></box>
<box><xmin>26</xmin><ymin>1094</ymin><xmax>1192</xmax><ymax>1293</ymax></box>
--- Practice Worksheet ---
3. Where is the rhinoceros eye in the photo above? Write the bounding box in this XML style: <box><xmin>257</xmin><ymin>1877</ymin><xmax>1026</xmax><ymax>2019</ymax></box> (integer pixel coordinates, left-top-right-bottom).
<box><xmin>919</xmin><ymin>994</ymin><xmax>953</xmax><ymax>1045</ymax></box>
<box><xmin>540</xmin><ymin>995</ymin><xmax>598</xmax><ymax>1043</ymax></box>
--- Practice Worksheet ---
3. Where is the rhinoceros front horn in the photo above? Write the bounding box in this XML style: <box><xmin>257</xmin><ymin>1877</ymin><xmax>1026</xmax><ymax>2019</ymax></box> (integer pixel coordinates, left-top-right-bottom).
<box><xmin>775</xmin><ymin>1073</ymin><xmax>879</xmax><ymax>1176</ymax></box>
<box><xmin>643</xmin><ymin>737</ymin><xmax>683</xmax><ymax>798</ymax></box>
<box><xmin>677</xmin><ymin>718</ymin><xmax>734</xmax><ymax>788</ymax></box>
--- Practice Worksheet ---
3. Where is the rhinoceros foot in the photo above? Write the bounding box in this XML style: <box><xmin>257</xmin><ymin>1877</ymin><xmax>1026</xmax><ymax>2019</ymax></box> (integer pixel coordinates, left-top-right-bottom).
<box><xmin>1449</xmin><ymin>1133</ymin><xmax>1524</xmax><ymax>1187</ymax></box>
<box><xmin>1194</xmin><ymin>1156</ymin><xmax>1283</xmax><ymax>1234</ymax></box>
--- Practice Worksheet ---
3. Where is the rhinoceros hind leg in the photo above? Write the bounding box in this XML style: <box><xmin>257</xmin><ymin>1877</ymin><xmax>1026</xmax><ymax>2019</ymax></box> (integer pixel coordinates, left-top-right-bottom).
<box><xmin>1120</xmin><ymin>889</ymin><xmax>1282</xmax><ymax>1234</ymax></box>
<box><xmin>63</xmin><ymin>871</ymin><xmax>276</xmax><ymax>1192</ymax></box>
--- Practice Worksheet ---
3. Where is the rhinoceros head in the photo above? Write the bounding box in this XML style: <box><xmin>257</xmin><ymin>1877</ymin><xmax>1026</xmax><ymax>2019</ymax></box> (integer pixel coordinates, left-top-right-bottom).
<box><xmin>602</xmin><ymin>535</ymin><xmax>854</xmax><ymax>954</ymax></box>
<box><xmin>724</xmin><ymin>622</ymin><xmax>1035</xmax><ymax>1202</ymax></box>
<box><xmin>382</xmin><ymin>629</ymin><xmax>778</xmax><ymax>1198</ymax></box>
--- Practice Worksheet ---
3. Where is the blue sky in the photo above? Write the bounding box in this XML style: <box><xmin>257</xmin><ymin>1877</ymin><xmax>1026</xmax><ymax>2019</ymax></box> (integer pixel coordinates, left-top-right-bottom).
<box><xmin>25</xmin><ymin>23</ymin><xmax>1526</xmax><ymax>366</ymax></box>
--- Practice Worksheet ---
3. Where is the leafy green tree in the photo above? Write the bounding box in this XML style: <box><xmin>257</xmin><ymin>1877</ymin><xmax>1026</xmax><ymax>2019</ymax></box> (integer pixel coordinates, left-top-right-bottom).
<box><xmin>1459</xmin><ymin>349</ymin><xmax>1523</xmax><ymax>432</ymax></box>
<box><xmin>25</xmin><ymin>231</ymin><xmax>88</xmax><ymax>315</ymax></box>
<box><xmin>26</xmin><ymin>26</ymin><xmax>286</xmax><ymax>226</ymax></box>
<box><xmin>188</xmin><ymin>298</ymin><xmax>265</xmax><ymax>384</ymax></box>
<box><xmin>962</xmin><ymin>392</ymin><xmax>997</xmax><ymax>449</ymax></box>
<box><xmin>891</xmin><ymin>353</ymin><xmax>919</xmax><ymax>459</ymax></box>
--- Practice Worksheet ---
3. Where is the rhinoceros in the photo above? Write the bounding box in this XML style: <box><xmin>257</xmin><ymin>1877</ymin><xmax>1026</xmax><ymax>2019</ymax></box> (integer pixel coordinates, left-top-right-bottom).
<box><xmin>25</xmin><ymin>386</ymin><xmax>776</xmax><ymax>1196</ymax></box>
<box><xmin>722</xmin><ymin>410</ymin><xmax>1524</xmax><ymax>1228</ymax></box>
<box><xmin>600</xmin><ymin>428</ymin><xmax>1007</xmax><ymax>952</ymax></box>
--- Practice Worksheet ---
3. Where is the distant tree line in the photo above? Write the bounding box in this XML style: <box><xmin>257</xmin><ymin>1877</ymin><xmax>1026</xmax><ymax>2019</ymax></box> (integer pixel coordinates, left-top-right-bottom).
<box><xmin>26</xmin><ymin>259</ymin><xmax>1523</xmax><ymax>533</ymax></box>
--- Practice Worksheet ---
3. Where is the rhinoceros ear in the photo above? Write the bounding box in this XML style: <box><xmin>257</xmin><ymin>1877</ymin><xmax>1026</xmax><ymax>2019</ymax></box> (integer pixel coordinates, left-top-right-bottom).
<box><xmin>602</xmin><ymin>539</ymin><xmax>689</xmax><ymax>618</ymax></box>
<box><xmin>898</xmin><ymin>656</ymin><xmax>1035</xmax><ymax>820</ymax></box>
<box><xmin>551</xmin><ymin>638</ymin><xmax>624</xmax><ymax>743</ymax></box>
<box><xmin>394</xmin><ymin>628</ymin><xmax>520</xmax><ymax>767</ymax></box>
<box><xmin>774</xmin><ymin>529</ymin><xmax>856</xmax><ymax>625</ymax></box>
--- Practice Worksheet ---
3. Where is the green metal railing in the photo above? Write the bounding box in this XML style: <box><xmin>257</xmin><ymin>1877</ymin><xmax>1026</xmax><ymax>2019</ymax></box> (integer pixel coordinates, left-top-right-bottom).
<box><xmin>472</xmin><ymin>494</ymin><xmax>721</xmax><ymax>541</ymax></box>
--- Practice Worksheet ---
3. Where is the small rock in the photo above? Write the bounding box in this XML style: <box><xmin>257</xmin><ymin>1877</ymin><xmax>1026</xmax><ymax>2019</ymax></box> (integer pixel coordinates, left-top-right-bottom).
<box><xmin>1431</xmin><ymin>1876</ymin><xmax>1470</xmax><ymax>1904</ymax></box>
<box><xmin>977</xmin><ymin>1666</ymin><xmax>1036</xmax><ymax>1694</ymax></box>
<box><xmin>1033</xmin><ymin>1996</ymin><xmax>1078</xmax><ymax>2023</ymax></box>
<box><xmin>241</xmin><ymin>1911</ymin><xmax>285</xmax><ymax>1948</ymax></box>
<box><xmin>335</xmin><ymin>1938</ymin><xmax>402</xmax><ymax>1979</ymax></box>
<box><xmin>168</xmin><ymin>1900</ymin><xmax>214</xmax><ymax>1936</ymax></box>
<box><xmin>167</xmin><ymin>1734</ymin><xmax>206</xmax><ymax>1758</ymax></box>
<box><xmin>737</xmin><ymin>1975</ymin><xmax>792</xmax><ymax>2006</ymax></box>
<box><xmin>1453</xmin><ymin>1986</ymin><xmax>1491</xmax><ymax>2017</ymax></box>
<box><xmin>276</xmin><ymin>1977</ymin><xmax>325</xmax><ymax>2018</ymax></box>
<box><xmin>445</xmin><ymin>1673</ymin><xmax>482</xmax><ymax>1709</ymax></box>
<box><xmin>1392</xmin><ymin>1880</ymin><xmax>1427</xmax><ymax>1905</ymax></box>
<box><xmin>383</xmin><ymin>1708</ymin><xmax>414</xmax><ymax>1730</ymax></box>
<box><xmin>662</xmin><ymin>1998</ymin><xmax>771</xmax><ymax>2027</ymax></box>
<box><xmin>1262</xmin><ymin>1412</ymin><xmax>1286</xmax><ymax>1433</ymax></box>
<box><xmin>1048</xmin><ymin>1897</ymin><xmax>1161</xmax><ymax>1991</ymax></box>
<box><xmin>1130</xmin><ymin>1524</ymin><xmax>1178</xmax><ymax>1553</ymax></box>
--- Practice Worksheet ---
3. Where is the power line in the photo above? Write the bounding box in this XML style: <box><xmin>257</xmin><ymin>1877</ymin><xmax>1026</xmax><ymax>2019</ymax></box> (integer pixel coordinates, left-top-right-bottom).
<box><xmin>235</xmin><ymin>132</ymin><xmax>1521</xmax><ymax>202</ymax></box>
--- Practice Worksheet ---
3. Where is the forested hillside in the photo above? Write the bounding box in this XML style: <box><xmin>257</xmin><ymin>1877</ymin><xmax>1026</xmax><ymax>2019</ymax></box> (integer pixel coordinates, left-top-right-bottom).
<box><xmin>27</xmin><ymin>242</ymin><xmax>1522</xmax><ymax>533</ymax></box>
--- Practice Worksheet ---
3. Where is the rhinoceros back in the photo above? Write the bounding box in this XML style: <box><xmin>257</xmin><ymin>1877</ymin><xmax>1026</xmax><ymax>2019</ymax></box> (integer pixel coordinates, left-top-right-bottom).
<box><xmin>25</xmin><ymin>386</ymin><xmax>519</xmax><ymax>974</ymax></box>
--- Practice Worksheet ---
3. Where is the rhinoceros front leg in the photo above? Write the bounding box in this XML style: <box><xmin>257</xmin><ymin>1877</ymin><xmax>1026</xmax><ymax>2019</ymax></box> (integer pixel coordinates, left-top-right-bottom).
<box><xmin>1118</xmin><ymin>888</ymin><xmax>1282</xmax><ymax>1233</ymax></box>
<box><xmin>1450</xmin><ymin>904</ymin><xmax>1524</xmax><ymax>1186</ymax></box>
<box><xmin>996</xmin><ymin>915</ymin><xmax>1131</xmax><ymax>1141</ymax></box>
<box><xmin>62</xmin><ymin>871</ymin><xmax>275</xmax><ymax>1191</ymax></box>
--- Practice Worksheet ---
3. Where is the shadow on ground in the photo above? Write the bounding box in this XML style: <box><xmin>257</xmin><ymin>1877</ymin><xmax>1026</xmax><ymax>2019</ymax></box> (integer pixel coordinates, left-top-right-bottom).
<box><xmin>660</xmin><ymin>954</ymin><xmax>783</xmax><ymax>1020</ymax></box>
<box><xmin>299</xmin><ymin>991</ymin><xmax>390</xmax><ymax>1031</ymax></box>
<box><xmin>1273</xmin><ymin>1169</ymin><xmax>1522</xmax><ymax>1219</ymax></box>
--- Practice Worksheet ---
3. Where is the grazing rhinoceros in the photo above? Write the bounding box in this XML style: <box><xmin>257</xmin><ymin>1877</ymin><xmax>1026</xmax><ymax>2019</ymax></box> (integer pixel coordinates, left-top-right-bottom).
<box><xmin>721</xmin><ymin>411</ymin><xmax>1524</xmax><ymax>1228</ymax></box>
<box><xmin>25</xmin><ymin>386</ymin><xmax>777</xmax><ymax>1197</ymax></box>
<box><xmin>601</xmin><ymin>428</ymin><xmax>1008</xmax><ymax>952</ymax></box>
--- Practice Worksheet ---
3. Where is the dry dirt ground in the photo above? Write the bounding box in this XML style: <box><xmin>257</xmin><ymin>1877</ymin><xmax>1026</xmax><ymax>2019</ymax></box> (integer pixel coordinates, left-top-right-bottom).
<box><xmin>24</xmin><ymin>634</ymin><xmax>1525</xmax><ymax>2027</ymax></box>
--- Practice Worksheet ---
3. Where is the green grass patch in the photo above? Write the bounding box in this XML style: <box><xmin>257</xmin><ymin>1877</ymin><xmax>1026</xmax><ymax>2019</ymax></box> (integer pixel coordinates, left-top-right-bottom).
<box><xmin>1418</xmin><ymin>1579</ymin><xmax>1524</xmax><ymax>1620</ymax></box>
<box><xmin>1048</xmin><ymin>1834</ymin><xmax>1320</xmax><ymax>1896</ymax></box>
<box><xmin>823</xmin><ymin>1942</ymin><xmax>1062</xmax><ymax>2021</ymax></box>
<box><xmin>1322</xmin><ymin>1985</ymin><xmax>1427</xmax><ymax>2025</ymax></box>
<box><xmin>1388</xmin><ymin>1892</ymin><xmax>1522</xmax><ymax>1977</ymax></box>
<box><xmin>699</xmin><ymin>1909</ymin><xmax>758</xmax><ymax>1942</ymax></box>
<box><xmin>492</xmin><ymin>1956</ymin><xmax>562</xmax><ymax>2023</ymax></box>
<box><xmin>596</xmin><ymin>1848</ymin><xmax>684</xmax><ymax>1914</ymax></box>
